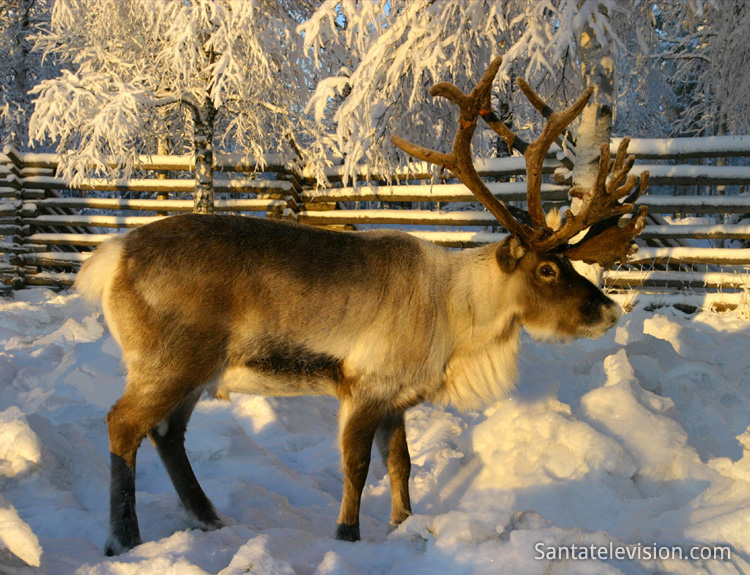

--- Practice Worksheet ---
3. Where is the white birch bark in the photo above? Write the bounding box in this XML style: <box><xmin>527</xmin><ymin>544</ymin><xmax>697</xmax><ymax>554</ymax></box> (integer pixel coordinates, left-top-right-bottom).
<box><xmin>192</xmin><ymin>100</ymin><xmax>216</xmax><ymax>214</ymax></box>
<box><xmin>571</xmin><ymin>4</ymin><xmax>615</xmax><ymax>283</ymax></box>
<box><xmin>572</xmin><ymin>8</ymin><xmax>614</xmax><ymax>205</ymax></box>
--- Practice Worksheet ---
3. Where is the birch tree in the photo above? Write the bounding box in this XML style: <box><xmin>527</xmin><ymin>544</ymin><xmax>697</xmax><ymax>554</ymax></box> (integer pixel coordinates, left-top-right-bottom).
<box><xmin>301</xmin><ymin>0</ymin><xmax>633</xmax><ymax>184</ymax></box>
<box><xmin>30</xmin><ymin>0</ymin><xmax>322</xmax><ymax>212</ymax></box>
<box><xmin>303</xmin><ymin>1</ymin><xmax>750</xmax><ymax>174</ymax></box>
<box><xmin>569</xmin><ymin>2</ymin><xmax>616</xmax><ymax>196</ymax></box>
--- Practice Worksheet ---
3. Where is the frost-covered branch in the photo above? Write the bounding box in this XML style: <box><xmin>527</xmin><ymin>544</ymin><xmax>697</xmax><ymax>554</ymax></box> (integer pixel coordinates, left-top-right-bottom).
<box><xmin>0</xmin><ymin>0</ymin><xmax>55</xmax><ymax>149</ymax></box>
<box><xmin>29</xmin><ymin>0</ymin><xmax>325</xmax><ymax>189</ymax></box>
<box><xmin>301</xmin><ymin>0</ymin><xmax>632</xmax><ymax>184</ymax></box>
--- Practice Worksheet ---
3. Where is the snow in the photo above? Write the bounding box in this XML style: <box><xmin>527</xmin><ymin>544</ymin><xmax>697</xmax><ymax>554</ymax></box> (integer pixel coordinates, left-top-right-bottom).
<box><xmin>2</xmin><ymin>148</ymin><xmax>293</xmax><ymax>174</ymax></box>
<box><xmin>629</xmin><ymin>247</ymin><xmax>750</xmax><ymax>265</ymax></box>
<box><xmin>606</xmin><ymin>269</ymin><xmax>750</xmax><ymax>289</ymax></box>
<box><xmin>2</xmin><ymin>289</ymin><xmax>750</xmax><ymax>574</ymax></box>
<box><xmin>27</xmin><ymin>197</ymin><xmax>288</xmax><ymax>212</ymax></box>
<box><xmin>631</xmin><ymin>164</ymin><xmax>750</xmax><ymax>184</ymax></box>
<box><xmin>640</xmin><ymin>223</ymin><xmax>750</xmax><ymax>239</ymax></box>
<box><xmin>639</xmin><ymin>195</ymin><xmax>750</xmax><ymax>212</ymax></box>
<box><xmin>29</xmin><ymin>214</ymin><xmax>167</xmax><ymax>229</ymax></box>
<box><xmin>0</xmin><ymin>492</ymin><xmax>42</xmax><ymax>568</ymax></box>
<box><xmin>300</xmin><ymin>181</ymin><xmax>568</xmax><ymax>203</ymax></box>
<box><xmin>297</xmin><ymin>209</ymin><xmax>498</xmax><ymax>226</ymax></box>
<box><xmin>612</xmin><ymin>136</ymin><xmax>750</xmax><ymax>158</ymax></box>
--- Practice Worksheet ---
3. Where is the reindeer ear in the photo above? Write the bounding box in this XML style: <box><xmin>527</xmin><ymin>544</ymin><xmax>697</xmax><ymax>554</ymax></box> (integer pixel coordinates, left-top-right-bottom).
<box><xmin>496</xmin><ymin>235</ymin><xmax>526</xmax><ymax>273</ymax></box>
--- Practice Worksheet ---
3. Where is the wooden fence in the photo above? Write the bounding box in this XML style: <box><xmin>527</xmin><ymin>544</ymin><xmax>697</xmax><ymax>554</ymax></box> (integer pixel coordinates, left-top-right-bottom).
<box><xmin>2</xmin><ymin>137</ymin><xmax>750</xmax><ymax>310</ymax></box>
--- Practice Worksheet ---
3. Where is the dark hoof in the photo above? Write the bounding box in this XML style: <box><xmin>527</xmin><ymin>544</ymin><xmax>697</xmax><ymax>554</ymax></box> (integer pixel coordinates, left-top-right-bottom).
<box><xmin>104</xmin><ymin>534</ymin><xmax>142</xmax><ymax>556</ymax></box>
<box><xmin>187</xmin><ymin>502</ymin><xmax>225</xmax><ymax>532</ymax></box>
<box><xmin>193</xmin><ymin>517</ymin><xmax>224</xmax><ymax>532</ymax></box>
<box><xmin>334</xmin><ymin>523</ymin><xmax>360</xmax><ymax>542</ymax></box>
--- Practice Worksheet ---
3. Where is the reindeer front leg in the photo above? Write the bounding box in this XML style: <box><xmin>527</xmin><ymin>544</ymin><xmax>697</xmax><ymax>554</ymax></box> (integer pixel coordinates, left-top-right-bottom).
<box><xmin>335</xmin><ymin>398</ymin><xmax>383</xmax><ymax>541</ymax></box>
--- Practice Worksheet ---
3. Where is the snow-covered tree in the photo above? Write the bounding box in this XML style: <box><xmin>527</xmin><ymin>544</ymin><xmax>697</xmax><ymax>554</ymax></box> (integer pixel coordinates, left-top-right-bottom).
<box><xmin>609</xmin><ymin>4</ymin><xmax>680</xmax><ymax>139</ymax></box>
<box><xmin>302</xmin><ymin>0</ymin><xmax>750</xmax><ymax>182</ymax></box>
<box><xmin>301</xmin><ymin>0</ymin><xmax>636</xmax><ymax>183</ymax></box>
<box><xmin>30</xmin><ymin>0</ymin><xmax>324</xmax><ymax>211</ymax></box>
<box><xmin>26</xmin><ymin>0</ymin><xmax>750</xmax><ymax>201</ymax></box>
<box><xmin>0</xmin><ymin>0</ymin><xmax>54</xmax><ymax>149</ymax></box>
<box><xmin>650</xmin><ymin>1</ymin><xmax>750</xmax><ymax>137</ymax></box>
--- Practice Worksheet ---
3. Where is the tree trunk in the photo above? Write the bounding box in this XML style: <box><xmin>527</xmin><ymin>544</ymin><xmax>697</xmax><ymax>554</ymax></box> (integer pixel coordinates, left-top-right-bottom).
<box><xmin>192</xmin><ymin>99</ymin><xmax>216</xmax><ymax>214</ymax></box>
<box><xmin>572</xmin><ymin>7</ymin><xmax>614</xmax><ymax>201</ymax></box>
<box><xmin>156</xmin><ymin>135</ymin><xmax>169</xmax><ymax>216</ymax></box>
<box><xmin>571</xmin><ymin>4</ymin><xmax>616</xmax><ymax>282</ymax></box>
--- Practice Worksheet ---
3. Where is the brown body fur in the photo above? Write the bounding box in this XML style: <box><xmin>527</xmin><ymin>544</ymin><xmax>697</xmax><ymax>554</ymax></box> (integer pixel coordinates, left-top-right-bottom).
<box><xmin>75</xmin><ymin>213</ymin><xmax>620</xmax><ymax>554</ymax></box>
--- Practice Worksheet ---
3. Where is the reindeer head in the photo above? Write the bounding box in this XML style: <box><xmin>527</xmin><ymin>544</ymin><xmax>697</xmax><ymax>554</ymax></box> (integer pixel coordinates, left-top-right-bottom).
<box><xmin>392</xmin><ymin>56</ymin><xmax>649</xmax><ymax>341</ymax></box>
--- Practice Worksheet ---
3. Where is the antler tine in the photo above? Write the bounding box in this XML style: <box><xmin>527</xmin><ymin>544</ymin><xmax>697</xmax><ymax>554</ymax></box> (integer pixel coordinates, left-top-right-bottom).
<box><xmin>607</xmin><ymin>140</ymin><xmax>645</xmax><ymax>202</ymax></box>
<box><xmin>562</xmin><ymin>204</ymin><xmax>648</xmax><ymax>267</ymax></box>
<box><xmin>392</xmin><ymin>56</ymin><xmax>533</xmax><ymax>240</ymax></box>
<box><xmin>390</xmin><ymin>134</ymin><xmax>452</xmax><ymax>169</ymax></box>
<box><xmin>612</xmin><ymin>136</ymin><xmax>631</xmax><ymax>174</ymax></box>
<box><xmin>517</xmin><ymin>79</ymin><xmax>594</xmax><ymax>231</ymax></box>
<box><xmin>570</xmin><ymin>142</ymin><xmax>644</xmax><ymax>233</ymax></box>
<box><xmin>516</xmin><ymin>78</ymin><xmax>556</xmax><ymax>119</ymax></box>
<box><xmin>539</xmin><ymin>138</ymin><xmax>650</xmax><ymax>263</ymax></box>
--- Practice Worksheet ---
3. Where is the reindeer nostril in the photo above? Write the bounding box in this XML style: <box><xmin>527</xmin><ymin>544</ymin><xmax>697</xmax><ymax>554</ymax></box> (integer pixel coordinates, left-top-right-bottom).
<box><xmin>606</xmin><ymin>303</ymin><xmax>622</xmax><ymax>326</ymax></box>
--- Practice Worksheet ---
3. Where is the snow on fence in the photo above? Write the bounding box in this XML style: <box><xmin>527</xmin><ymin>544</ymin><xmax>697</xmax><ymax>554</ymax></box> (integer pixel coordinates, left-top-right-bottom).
<box><xmin>3</xmin><ymin>138</ymin><xmax>750</xmax><ymax>311</ymax></box>
<box><xmin>0</xmin><ymin>144</ymin><xmax>300</xmax><ymax>291</ymax></box>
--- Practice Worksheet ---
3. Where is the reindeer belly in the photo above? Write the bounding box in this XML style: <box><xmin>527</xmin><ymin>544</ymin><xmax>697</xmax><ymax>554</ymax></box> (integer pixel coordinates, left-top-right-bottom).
<box><xmin>215</xmin><ymin>339</ymin><xmax>342</xmax><ymax>397</ymax></box>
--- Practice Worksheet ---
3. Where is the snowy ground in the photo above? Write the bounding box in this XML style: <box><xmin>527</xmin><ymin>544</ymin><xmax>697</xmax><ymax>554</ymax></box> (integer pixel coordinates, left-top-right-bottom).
<box><xmin>2</xmin><ymin>289</ymin><xmax>750</xmax><ymax>575</ymax></box>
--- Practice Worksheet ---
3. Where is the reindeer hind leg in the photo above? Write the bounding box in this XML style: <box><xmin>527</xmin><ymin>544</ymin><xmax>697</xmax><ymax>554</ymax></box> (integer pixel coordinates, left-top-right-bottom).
<box><xmin>105</xmin><ymin>387</ymin><xmax>175</xmax><ymax>555</ymax></box>
<box><xmin>148</xmin><ymin>387</ymin><xmax>222</xmax><ymax>531</ymax></box>
<box><xmin>375</xmin><ymin>411</ymin><xmax>412</xmax><ymax>530</ymax></box>
<box><xmin>104</xmin><ymin>371</ymin><xmax>213</xmax><ymax>555</ymax></box>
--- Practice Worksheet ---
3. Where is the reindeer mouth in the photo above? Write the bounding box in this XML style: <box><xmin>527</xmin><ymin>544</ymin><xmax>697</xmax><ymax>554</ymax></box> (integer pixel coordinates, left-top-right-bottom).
<box><xmin>577</xmin><ymin>324</ymin><xmax>614</xmax><ymax>340</ymax></box>
<box><xmin>523</xmin><ymin>300</ymin><xmax>621</xmax><ymax>343</ymax></box>
<box><xmin>578</xmin><ymin>303</ymin><xmax>622</xmax><ymax>339</ymax></box>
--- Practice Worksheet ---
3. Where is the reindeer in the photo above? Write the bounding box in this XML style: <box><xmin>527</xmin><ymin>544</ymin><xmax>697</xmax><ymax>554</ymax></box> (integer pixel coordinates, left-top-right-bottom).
<box><xmin>75</xmin><ymin>57</ymin><xmax>648</xmax><ymax>556</ymax></box>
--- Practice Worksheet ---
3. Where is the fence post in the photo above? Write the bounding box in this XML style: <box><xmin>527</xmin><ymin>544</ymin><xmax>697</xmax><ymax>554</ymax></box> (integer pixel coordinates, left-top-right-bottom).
<box><xmin>156</xmin><ymin>137</ymin><xmax>169</xmax><ymax>217</ymax></box>
<box><xmin>0</xmin><ymin>146</ymin><xmax>27</xmax><ymax>291</ymax></box>
<box><xmin>275</xmin><ymin>156</ymin><xmax>302</xmax><ymax>222</ymax></box>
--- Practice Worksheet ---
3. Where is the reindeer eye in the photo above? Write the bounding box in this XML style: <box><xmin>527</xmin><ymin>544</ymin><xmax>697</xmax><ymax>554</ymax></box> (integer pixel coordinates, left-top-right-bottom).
<box><xmin>538</xmin><ymin>264</ymin><xmax>557</xmax><ymax>279</ymax></box>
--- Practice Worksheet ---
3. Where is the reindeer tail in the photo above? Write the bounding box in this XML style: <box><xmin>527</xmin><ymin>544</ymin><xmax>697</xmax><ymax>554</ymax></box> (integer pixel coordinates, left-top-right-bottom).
<box><xmin>74</xmin><ymin>237</ymin><xmax>125</xmax><ymax>307</ymax></box>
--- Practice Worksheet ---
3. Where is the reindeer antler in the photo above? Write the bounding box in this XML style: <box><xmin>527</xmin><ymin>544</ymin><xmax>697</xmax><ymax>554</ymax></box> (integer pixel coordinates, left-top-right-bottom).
<box><xmin>391</xmin><ymin>58</ymin><xmax>532</xmax><ymax>241</ymax></box>
<box><xmin>391</xmin><ymin>56</ymin><xmax>649</xmax><ymax>268</ymax></box>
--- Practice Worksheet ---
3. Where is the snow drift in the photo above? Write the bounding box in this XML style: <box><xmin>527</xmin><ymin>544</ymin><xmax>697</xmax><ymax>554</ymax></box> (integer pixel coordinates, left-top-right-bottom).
<box><xmin>1</xmin><ymin>289</ymin><xmax>750</xmax><ymax>574</ymax></box>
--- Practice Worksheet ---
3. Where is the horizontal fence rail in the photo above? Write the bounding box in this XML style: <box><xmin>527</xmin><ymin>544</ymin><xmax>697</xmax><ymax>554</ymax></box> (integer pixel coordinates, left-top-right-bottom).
<box><xmin>3</xmin><ymin>137</ymin><xmax>750</xmax><ymax>311</ymax></box>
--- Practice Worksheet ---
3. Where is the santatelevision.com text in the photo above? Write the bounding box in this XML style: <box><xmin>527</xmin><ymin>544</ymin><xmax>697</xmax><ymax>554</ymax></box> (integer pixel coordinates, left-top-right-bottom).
<box><xmin>534</xmin><ymin>542</ymin><xmax>731</xmax><ymax>562</ymax></box>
